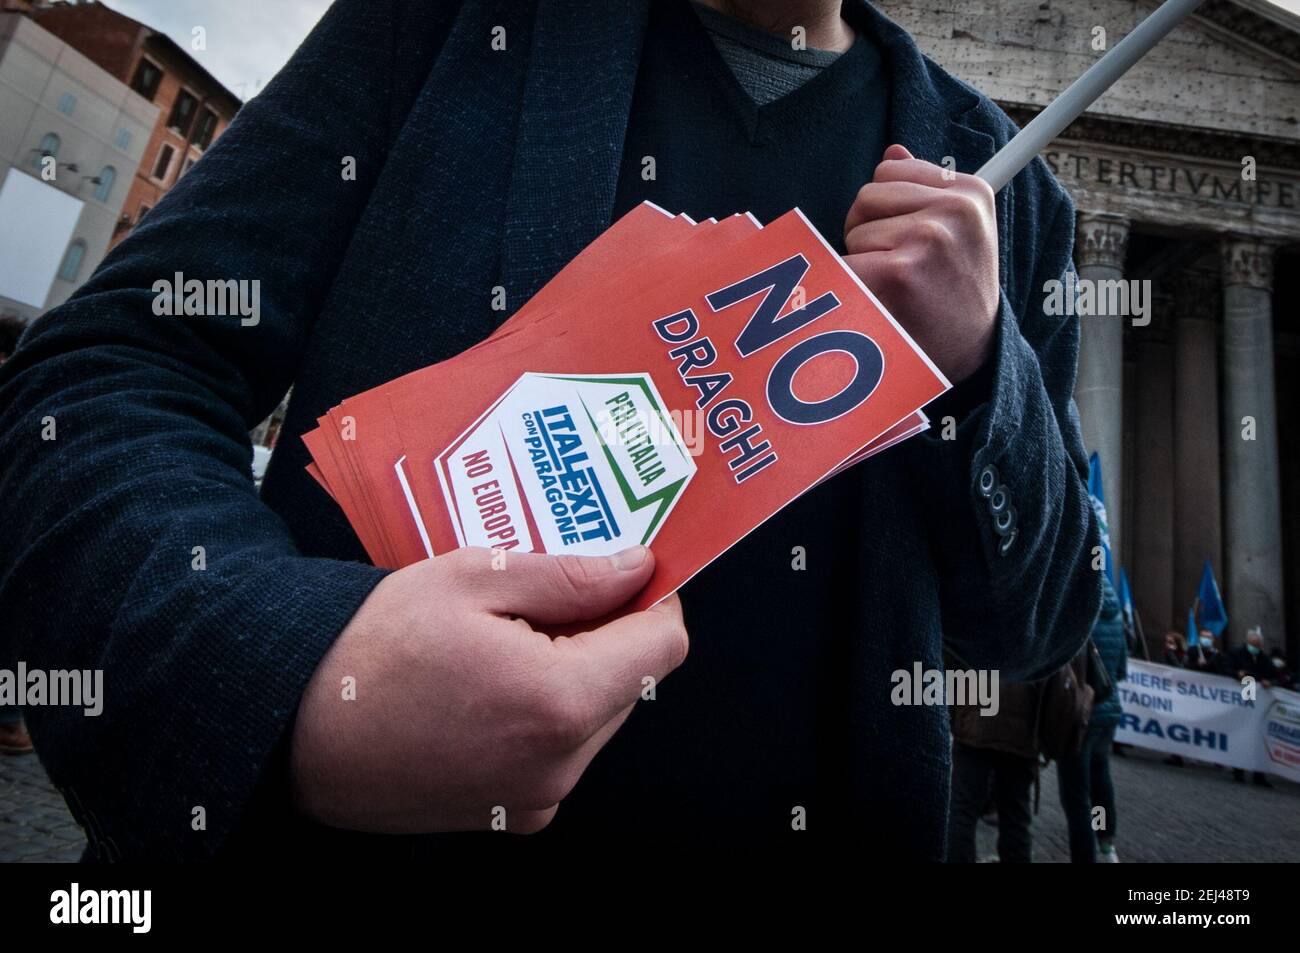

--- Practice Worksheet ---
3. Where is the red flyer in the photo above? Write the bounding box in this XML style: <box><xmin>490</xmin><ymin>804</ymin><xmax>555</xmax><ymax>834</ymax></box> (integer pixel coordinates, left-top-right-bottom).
<box><xmin>306</xmin><ymin>204</ymin><xmax>949</xmax><ymax>612</ymax></box>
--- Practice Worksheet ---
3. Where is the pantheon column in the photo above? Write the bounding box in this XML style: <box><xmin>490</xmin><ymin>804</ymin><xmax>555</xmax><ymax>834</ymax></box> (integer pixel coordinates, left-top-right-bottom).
<box><xmin>1074</xmin><ymin>212</ymin><xmax>1130</xmax><ymax>571</ymax></box>
<box><xmin>1131</xmin><ymin>324</ymin><xmax>1175</xmax><ymax>638</ymax></box>
<box><xmin>1220</xmin><ymin>237</ymin><xmax>1285</xmax><ymax>647</ymax></box>
<box><xmin>1172</xmin><ymin>270</ymin><xmax>1223</xmax><ymax>619</ymax></box>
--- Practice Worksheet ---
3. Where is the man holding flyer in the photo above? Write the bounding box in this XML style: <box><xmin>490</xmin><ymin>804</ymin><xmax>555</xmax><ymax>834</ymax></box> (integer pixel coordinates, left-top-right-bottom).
<box><xmin>0</xmin><ymin>0</ymin><xmax>1101</xmax><ymax>859</ymax></box>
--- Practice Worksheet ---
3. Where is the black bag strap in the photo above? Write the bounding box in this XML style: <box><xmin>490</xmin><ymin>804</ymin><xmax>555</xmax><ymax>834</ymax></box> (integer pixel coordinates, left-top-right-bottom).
<box><xmin>1086</xmin><ymin>638</ymin><xmax>1114</xmax><ymax>703</ymax></box>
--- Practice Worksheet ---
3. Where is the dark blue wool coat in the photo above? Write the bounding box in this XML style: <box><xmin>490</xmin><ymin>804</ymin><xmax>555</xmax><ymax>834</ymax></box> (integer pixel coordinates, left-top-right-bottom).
<box><xmin>0</xmin><ymin>0</ymin><xmax>1101</xmax><ymax>860</ymax></box>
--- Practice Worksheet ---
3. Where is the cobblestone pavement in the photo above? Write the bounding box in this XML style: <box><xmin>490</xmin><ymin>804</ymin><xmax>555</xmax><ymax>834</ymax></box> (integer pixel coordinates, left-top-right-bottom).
<box><xmin>2</xmin><ymin>743</ymin><xmax>1296</xmax><ymax>862</ymax></box>
<box><xmin>0</xmin><ymin>751</ymin><xmax>85</xmax><ymax>863</ymax></box>
<box><xmin>977</xmin><ymin>746</ymin><xmax>1300</xmax><ymax>862</ymax></box>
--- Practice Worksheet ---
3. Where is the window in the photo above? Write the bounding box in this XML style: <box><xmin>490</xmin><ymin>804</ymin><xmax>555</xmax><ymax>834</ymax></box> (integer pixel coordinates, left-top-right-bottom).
<box><xmin>152</xmin><ymin>143</ymin><xmax>175</xmax><ymax>181</ymax></box>
<box><xmin>94</xmin><ymin>166</ymin><xmax>116</xmax><ymax>203</ymax></box>
<box><xmin>57</xmin><ymin>92</ymin><xmax>76</xmax><ymax>116</ymax></box>
<box><xmin>32</xmin><ymin>132</ymin><xmax>59</xmax><ymax>170</ymax></box>
<box><xmin>115</xmin><ymin>128</ymin><xmax>132</xmax><ymax>151</ymax></box>
<box><xmin>193</xmin><ymin>108</ymin><xmax>218</xmax><ymax>151</ymax></box>
<box><xmin>130</xmin><ymin>59</ymin><xmax>162</xmax><ymax>101</ymax></box>
<box><xmin>168</xmin><ymin>89</ymin><xmax>198</xmax><ymax>136</ymax></box>
<box><xmin>58</xmin><ymin>240</ymin><xmax>87</xmax><ymax>282</ymax></box>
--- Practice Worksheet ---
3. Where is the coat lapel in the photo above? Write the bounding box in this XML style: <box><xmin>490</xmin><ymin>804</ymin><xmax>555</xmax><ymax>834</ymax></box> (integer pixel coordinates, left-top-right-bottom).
<box><xmin>499</xmin><ymin>0</ymin><xmax>652</xmax><ymax>308</ymax></box>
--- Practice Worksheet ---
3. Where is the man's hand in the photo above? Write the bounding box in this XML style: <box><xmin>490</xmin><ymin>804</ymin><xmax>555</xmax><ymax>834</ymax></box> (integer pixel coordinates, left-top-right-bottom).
<box><xmin>290</xmin><ymin>545</ymin><xmax>687</xmax><ymax>834</ymax></box>
<box><xmin>844</xmin><ymin>144</ymin><xmax>1001</xmax><ymax>383</ymax></box>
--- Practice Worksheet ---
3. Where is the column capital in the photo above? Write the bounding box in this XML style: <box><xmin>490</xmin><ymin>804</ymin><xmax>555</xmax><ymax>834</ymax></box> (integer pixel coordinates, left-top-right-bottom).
<box><xmin>1076</xmin><ymin>212</ymin><xmax>1131</xmax><ymax>269</ymax></box>
<box><xmin>1220</xmin><ymin>236</ymin><xmax>1277</xmax><ymax>292</ymax></box>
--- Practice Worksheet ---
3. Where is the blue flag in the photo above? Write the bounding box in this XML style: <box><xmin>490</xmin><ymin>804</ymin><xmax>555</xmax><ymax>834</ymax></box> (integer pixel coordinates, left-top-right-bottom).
<box><xmin>1088</xmin><ymin>452</ymin><xmax>1114</xmax><ymax>584</ymax></box>
<box><xmin>1187</xmin><ymin>607</ymin><xmax>1199</xmax><ymax>648</ymax></box>
<box><xmin>1118</xmin><ymin>567</ymin><xmax>1135</xmax><ymax>629</ymax></box>
<box><xmin>1198</xmin><ymin>560</ymin><xmax>1227</xmax><ymax>637</ymax></box>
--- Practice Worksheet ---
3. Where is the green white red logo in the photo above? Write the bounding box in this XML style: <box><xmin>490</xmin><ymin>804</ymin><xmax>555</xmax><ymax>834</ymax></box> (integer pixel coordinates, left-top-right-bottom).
<box><xmin>437</xmin><ymin>373</ymin><xmax>695</xmax><ymax>555</ymax></box>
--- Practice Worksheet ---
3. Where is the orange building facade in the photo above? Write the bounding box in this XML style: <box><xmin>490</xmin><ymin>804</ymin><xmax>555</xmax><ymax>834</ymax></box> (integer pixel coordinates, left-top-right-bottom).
<box><xmin>5</xmin><ymin>0</ymin><xmax>240</xmax><ymax>248</ymax></box>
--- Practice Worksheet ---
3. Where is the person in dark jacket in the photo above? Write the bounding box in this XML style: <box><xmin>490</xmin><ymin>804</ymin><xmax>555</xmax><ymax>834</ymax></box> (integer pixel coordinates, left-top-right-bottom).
<box><xmin>1229</xmin><ymin>627</ymin><xmax>1277</xmax><ymax>787</ymax></box>
<box><xmin>1056</xmin><ymin>574</ymin><xmax>1127</xmax><ymax>862</ymax></box>
<box><xmin>1161</xmin><ymin>631</ymin><xmax>1186</xmax><ymax>668</ymax></box>
<box><xmin>1186</xmin><ymin>630</ymin><xmax>1227</xmax><ymax>675</ymax></box>
<box><xmin>1227</xmin><ymin>627</ymin><xmax>1276</xmax><ymax>685</ymax></box>
<box><xmin>0</xmin><ymin>0</ymin><xmax>1100</xmax><ymax>860</ymax></box>
<box><xmin>947</xmin><ymin>675</ymin><xmax>1045</xmax><ymax>863</ymax></box>
<box><xmin>1159</xmin><ymin>630</ymin><xmax>1187</xmax><ymax>767</ymax></box>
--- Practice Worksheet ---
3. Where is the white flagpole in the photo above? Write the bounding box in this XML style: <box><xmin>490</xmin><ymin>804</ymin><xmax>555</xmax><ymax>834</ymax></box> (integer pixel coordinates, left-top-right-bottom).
<box><xmin>977</xmin><ymin>0</ymin><xmax>1207</xmax><ymax>191</ymax></box>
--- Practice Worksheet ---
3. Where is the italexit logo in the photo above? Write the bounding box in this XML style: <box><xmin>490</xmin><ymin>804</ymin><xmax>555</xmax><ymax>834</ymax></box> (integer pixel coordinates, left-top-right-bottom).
<box><xmin>1264</xmin><ymin>698</ymin><xmax>1300</xmax><ymax>770</ymax></box>
<box><xmin>437</xmin><ymin>373</ymin><xmax>695</xmax><ymax>556</ymax></box>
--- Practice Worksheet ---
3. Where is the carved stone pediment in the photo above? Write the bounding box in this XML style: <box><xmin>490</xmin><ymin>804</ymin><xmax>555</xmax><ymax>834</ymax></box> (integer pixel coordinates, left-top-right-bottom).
<box><xmin>876</xmin><ymin>0</ymin><xmax>1300</xmax><ymax>144</ymax></box>
<box><xmin>876</xmin><ymin>1</ymin><xmax>1300</xmax><ymax>241</ymax></box>
<box><xmin>1040</xmin><ymin>137</ymin><xmax>1300</xmax><ymax>239</ymax></box>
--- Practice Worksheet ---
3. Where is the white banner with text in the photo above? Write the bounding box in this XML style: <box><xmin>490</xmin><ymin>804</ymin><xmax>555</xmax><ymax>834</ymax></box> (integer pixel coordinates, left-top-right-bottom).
<box><xmin>1117</xmin><ymin>659</ymin><xmax>1300</xmax><ymax>782</ymax></box>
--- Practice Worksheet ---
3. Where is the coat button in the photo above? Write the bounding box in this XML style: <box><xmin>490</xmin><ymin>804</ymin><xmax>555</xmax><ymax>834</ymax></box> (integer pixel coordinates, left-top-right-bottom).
<box><xmin>994</xmin><ymin>505</ymin><xmax>1016</xmax><ymax>535</ymax></box>
<box><xmin>978</xmin><ymin>464</ymin><xmax>998</xmax><ymax>497</ymax></box>
<box><xmin>998</xmin><ymin>528</ymin><xmax>1018</xmax><ymax>556</ymax></box>
<box><xmin>990</xmin><ymin>486</ymin><xmax>1010</xmax><ymax>514</ymax></box>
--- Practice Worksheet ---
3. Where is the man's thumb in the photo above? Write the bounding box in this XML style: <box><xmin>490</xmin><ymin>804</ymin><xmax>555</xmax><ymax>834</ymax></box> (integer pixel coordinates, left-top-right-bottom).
<box><xmin>470</xmin><ymin>546</ymin><xmax>656</xmax><ymax>625</ymax></box>
<box><xmin>883</xmin><ymin>143</ymin><xmax>914</xmax><ymax>161</ymax></box>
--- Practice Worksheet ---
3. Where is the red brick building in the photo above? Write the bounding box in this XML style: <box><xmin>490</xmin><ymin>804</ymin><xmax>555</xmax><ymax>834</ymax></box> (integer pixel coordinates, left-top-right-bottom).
<box><xmin>4</xmin><ymin>0</ymin><xmax>241</xmax><ymax>248</ymax></box>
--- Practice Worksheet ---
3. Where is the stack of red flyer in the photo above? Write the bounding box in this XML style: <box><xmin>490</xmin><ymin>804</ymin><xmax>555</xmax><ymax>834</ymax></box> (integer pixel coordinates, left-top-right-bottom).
<box><xmin>304</xmin><ymin>202</ymin><xmax>949</xmax><ymax>612</ymax></box>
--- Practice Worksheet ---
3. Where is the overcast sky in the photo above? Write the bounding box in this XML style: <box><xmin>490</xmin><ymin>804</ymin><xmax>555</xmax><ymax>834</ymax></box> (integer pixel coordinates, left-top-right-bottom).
<box><xmin>100</xmin><ymin>0</ymin><xmax>332</xmax><ymax>100</ymax></box>
<box><xmin>101</xmin><ymin>0</ymin><xmax>1300</xmax><ymax>101</ymax></box>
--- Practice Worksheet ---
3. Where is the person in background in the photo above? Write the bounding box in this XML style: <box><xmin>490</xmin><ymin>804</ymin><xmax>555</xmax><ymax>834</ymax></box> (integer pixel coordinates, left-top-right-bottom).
<box><xmin>1159</xmin><ymin>630</ymin><xmax>1187</xmax><ymax>767</ymax></box>
<box><xmin>947</xmin><ymin>675</ymin><xmax>1045</xmax><ymax>863</ymax></box>
<box><xmin>1186</xmin><ymin>630</ymin><xmax>1226</xmax><ymax>675</ymax></box>
<box><xmin>1161</xmin><ymin>631</ymin><xmax>1186</xmax><ymax>668</ymax></box>
<box><xmin>0</xmin><ymin>314</ymin><xmax>32</xmax><ymax>755</ymax></box>
<box><xmin>1056</xmin><ymin>574</ymin><xmax>1127</xmax><ymax>862</ymax></box>
<box><xmin>1229</xmin><ymin>627</ymin><xmax>1276</xmax><ymax>788</ymax></box>
<box><xmin>1229</xmin><ymin>627</ymin><xmax>1275</xmax><ymax>685</ymax></box>
<box><xmin>1181</xmin><ymin>630</ymin><xmax>1230</xmax><ymax>771</ymax></box>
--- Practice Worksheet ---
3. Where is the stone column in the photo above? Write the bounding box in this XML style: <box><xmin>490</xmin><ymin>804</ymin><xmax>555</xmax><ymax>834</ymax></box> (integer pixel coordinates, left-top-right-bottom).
<box><xmin>1220</xmin><ymin>237</ymin><xmax>1285</xmax><ymax>648</ymax></box>
<box><xmin>1132</xmin><ymin>330</ymin><xmax>1175</xmax><ymax>638</ymax></box>
<box><xmin>1074</xmin><ymin>212</ymin><xmax>1130</xmax><ymax>570</ymax></box>
<box><xmin>1172</xmin><ymin>270</ymin><xmax>1223</xmax><ymax>621</ymax></box>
